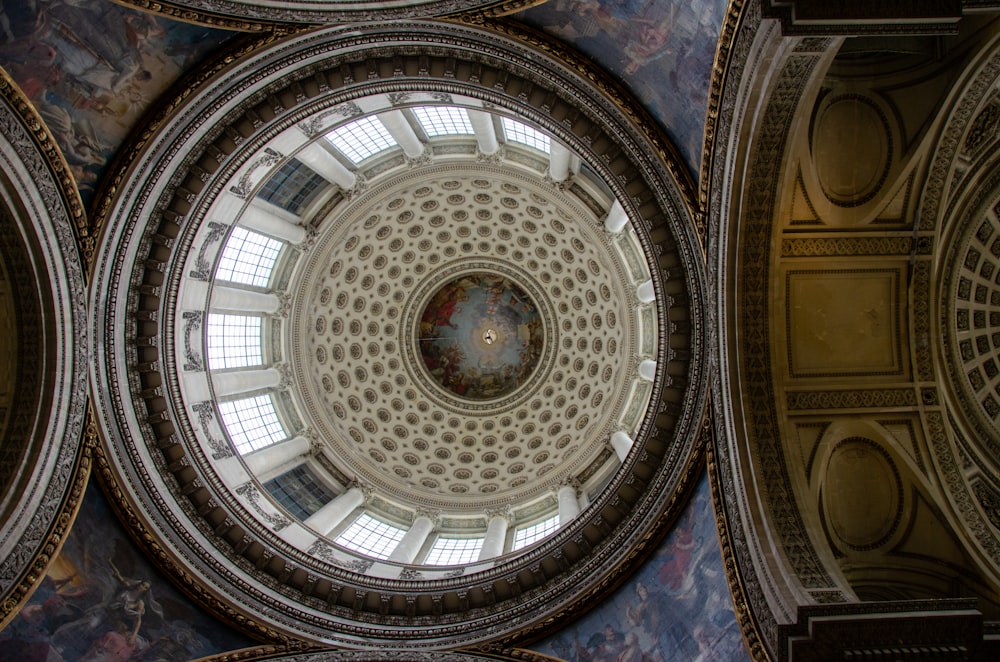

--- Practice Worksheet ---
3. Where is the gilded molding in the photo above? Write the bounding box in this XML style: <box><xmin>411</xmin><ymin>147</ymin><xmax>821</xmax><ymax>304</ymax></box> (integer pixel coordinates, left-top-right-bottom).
<box><xmin>707</xmin><ymin>437</ymin><xmax>769</xmax><ymax>662</ymax></box>
<box><xmin>0</xmin><ymin>68</ymin><xmax>90</xmax><ymax>633</ymax></box>
<box><xmin>0</xmin><ymin>68</ymin><xmax>89</xmax><ymax>271</ymax></box>
<box><xmin>0</xmin><ymin>407</ymin><xmax>94</xmax><ymax>630</ymax></box>
<box><xmin>700</xmin><ymin>0</ymin><xmax>747</xmax><ymax>227</ymax></box>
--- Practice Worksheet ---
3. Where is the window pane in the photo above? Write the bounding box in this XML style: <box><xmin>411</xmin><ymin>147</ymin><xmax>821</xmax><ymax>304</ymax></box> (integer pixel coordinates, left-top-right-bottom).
<box><xmin>424</xmin><ymin>536</ymin><xmax>484</xmax><ymax>565</ymax></box>
<box><xmin>257</xmin><ymin>158</ymin><xmax>328</xmax><ymax>215</ymax></box>
<box><xmin>264</xmin><ymin>465</ymin><xmax>334</xmax><ymax>520</ymax></box>
<box><xmin>206</xmin><ymin>314</ymin><xmax>262</xmax><ymax>370</ymax></box>
<box><xmin>334</xmin><ymin>513</ymin><xmax>405</xmax><ymax>560</ymax></box>
<box><xmin>217</xmin><ymin>394</ymin><xmax>286</xmax><ymax>454</ymax></box>
<box><xmin>512</xmin><ymin>514</ymin><xmax>561</xmax><ymax>551</ymax></box>
<box><xmin>412</xmin><ymin>106</ymin><xmax>473</xmax><ymax>136</ymax></box>
<box><xmin>215</xmin><ymin>226</ymin><xmax>283</xmax><ymax>288</ymax></box>
<box><xmin>325</xmin><ymin>116</ymin><xmax>396</xmax><ymax>163</ymax></box>
<box><xmin>501</xmin><ymin>117</ymin><xmax>550</xmax><ymax>153</ymax></box>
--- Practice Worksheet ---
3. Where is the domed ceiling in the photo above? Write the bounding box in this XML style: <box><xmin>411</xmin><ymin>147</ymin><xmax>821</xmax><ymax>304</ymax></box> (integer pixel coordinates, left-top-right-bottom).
<box><xmin>292</xmin><ymin>158</ymin><xmax>647</xmax><ymax>512</ymax></box>
<box><xmin>88</xmin><ymin>21</ymin><xmax>707</xmax><ymax>649</ymax></box>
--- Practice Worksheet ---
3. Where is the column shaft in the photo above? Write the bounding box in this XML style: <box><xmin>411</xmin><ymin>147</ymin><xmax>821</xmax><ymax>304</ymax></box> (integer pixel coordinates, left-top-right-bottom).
<box><xmin>478</xmin><ymin>515</ymin><xmax>509</xmax><ymax>561</ymax></box>
<box><xmin>211</xmin><ymin>285</ymin><xmax>280</xmax><ymax>314</ymax></box>
<box><xmin>212</xmin><ymin>367</ymin><xmax>281</xmax><ymax>398</ymax></box>
<box><xmin>378</xmin><ymin>110</ymin><xmax>424</xmax><ymax>158</ymax></box>
<box><xmin>244</xmin><ymin>435</ymin><xmax>309</xmax><ymax>478</ymax></box>
<box><xmin>469</xmin><ymin>109</ymin><xmax>499</xmax><ymax>155</ymax></box>
<box><xmin>240</xmin><ymin>200</ymin><xmax>307</xmax><ymax>244</ymax></box>
<box><xmin>305</xmin><ymin>487</ymin><xmax>365</xmax><ymax>537</ymax></box>
<box><xmin>558</xmin><ymin>485</ymin><xmax>581</xmax><ymax>526</ymax></box>
<box><xmin>387</xmin><ymin>516</ymin><xmax>434</xmax><ymax>564</ymax></box>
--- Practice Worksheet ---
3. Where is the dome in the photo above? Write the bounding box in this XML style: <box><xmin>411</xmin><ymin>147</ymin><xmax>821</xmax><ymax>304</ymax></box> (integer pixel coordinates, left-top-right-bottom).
<box><xmin>89</xmin><ymin>21</ymin><xmax>706</xmax><ymax>648</ymax></box>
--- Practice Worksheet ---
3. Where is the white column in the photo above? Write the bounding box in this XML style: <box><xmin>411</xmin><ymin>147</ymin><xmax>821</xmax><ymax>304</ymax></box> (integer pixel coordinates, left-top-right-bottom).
<box><xmin>212</xmin><ymin>367</ymin><xmax>281</xmax><ymax>398</ymax></box>
<box><xmin>378</xmin><ymin>110</ymin><xmax>424</xmax><ymax>158</ymax></box>
<box><xmin>557</xmin><ymin>484</ymin><xmax>581</xmax><ymax>526</ymax></box>
<box><xmin>243</xmin><ymin>435</ymin><xmax>309</xmax><ymax>478</ymax></box>
<box><xmin>270</xmin><ymin>129</ymin><xmax>357</xmax><ymax>190</ymax></box>
<box><xmin>387</xmin><ymin>515</ymin><xmax>435</xmax><ymax>564</ymax></box>
<box><xmin>295</xmin><ymin>142</ymin><xmax>356</xmax><ymax>189</ymax></box>
<box><xmin>638</xmin><ymin>360</ymin><xmax>657</xmax><ymax>382</ymax></box>
<box><xmin>240</xmin><ymin>200</ymin><xmax>307</xmax><ymax>245</ymax></box>
<box><xmin>305</xmin><ymin>486</ymin><xmax>365</xmax><ymax>537</ymax></box>
<box><xmin>469</xmin><ymin>109</ymin><xmax>499</xmax><ymax>155</ymax></box>
<box><xmin>478</xmin><ymin>513</ymin><xmax>510</xmax><ymax>561</ymax></box>
<box><xmin>548</xmin><ymin>142</ymin><xmax>576</xmax><ymax>182</ymax></box>
<box><xmin>610</xmin><ymin>431</ymin><xmax>634</xmax><ymax>463</ymax></box>
<box><xmin>211</xmin><ymin>285</ymin><xmax>280</xmax><ymax>314</ymax></box>
<box><xmin>604</xmin><ymin>200</ymin><xmax>629</xmax><ymax>234</ymax></box>
<box><xmin>637</xmin><ymin>279</ymin><xmax>655</xmax><ymax>304</ymax></box>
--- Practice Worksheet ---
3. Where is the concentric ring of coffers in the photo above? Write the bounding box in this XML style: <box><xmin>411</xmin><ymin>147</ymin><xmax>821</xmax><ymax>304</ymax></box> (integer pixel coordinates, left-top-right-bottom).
<box><xmin>939</xmin><ymin>165</ymin><xmax>1000</xmax><ymax>472</ymax></box>
<box><xmin>88</xmin><ymin>21</ymin><xmax>707</xmax><ymax>648</ymax></box>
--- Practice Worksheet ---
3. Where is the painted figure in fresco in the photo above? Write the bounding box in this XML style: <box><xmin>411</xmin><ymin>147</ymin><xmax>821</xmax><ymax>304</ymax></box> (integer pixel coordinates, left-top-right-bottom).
<box><xmin>569</xmin><ymin>624</ymin><xmax>626</xmax><ymax>662</ymax></box>
<box><xmin>624</xmin><ymin>581</ymin><xmax>663</xmax><ymax>658</ymax></box>
<box><xmin>48</xmin><ymin>556</ymin><xmax>163</xmax><ymax>658</ymax></box>
<box><xmin>80</xmin><ymin>619</ymin><xmax>145</xmax><ymax>662</ymax></box>
<box><xmin>107</xmin><ymin>558</ymin><xmax>162</xmax><ymax>645</ymax></box>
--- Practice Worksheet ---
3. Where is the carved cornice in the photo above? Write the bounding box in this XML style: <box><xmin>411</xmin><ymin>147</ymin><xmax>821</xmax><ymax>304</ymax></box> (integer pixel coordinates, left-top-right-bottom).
<box><xmin>0</xmin><ymin>69</ymin><xmax>90</xmax><ymax>630</ymax></box>
<box><xmin>0</xmin><ymin>408</ymin><xmax>94</xmax><ymax>630</ymax></box>
<box><xmin>707</xmin><ymin>428</ymin><xmax>769</xmax><ymax>662</ymax></box>
<box><xmin>110</xmin><ymin>0</ymin><xmax>534</xmax><ymax>27</ymax></box>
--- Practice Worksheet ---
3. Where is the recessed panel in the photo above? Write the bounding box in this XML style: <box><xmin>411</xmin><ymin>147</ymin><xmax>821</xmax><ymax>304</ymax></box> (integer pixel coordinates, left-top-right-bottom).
<box><xmin>786</xmin><ymin>269</ymin><xmax>901</xmax><ymax>377</ymax></box>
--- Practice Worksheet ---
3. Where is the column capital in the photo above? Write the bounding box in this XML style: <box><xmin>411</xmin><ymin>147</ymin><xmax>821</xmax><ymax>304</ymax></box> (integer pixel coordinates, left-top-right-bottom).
<box><xmin>484</xmin><ymin>506</ymin><xmax>512</xmax><ymax>524</ymax></box>
<box><xmin>413</xmin><ymin>507</ymin><xmax>441</xmax><ymax>526</ymax></box>
<box><xmin>348</xmin><ymin>479</ymin><xmax>374</xmax><ymax>503</ymax></box>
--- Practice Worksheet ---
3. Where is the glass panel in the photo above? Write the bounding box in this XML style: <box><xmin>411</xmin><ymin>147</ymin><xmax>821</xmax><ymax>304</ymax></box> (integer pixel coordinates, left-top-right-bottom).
<box><xmin>412</xmin><ymin>106</ymin><xmax>473</xmax><ymax>136</ymax></box>
<box><xmin>501</xmin><ymin>116</ymin><xmax>550</xmax><ymax>153</ymax></box>
<box><xmin>424</xmin><ymin>536</ymin><xmax>484</xmax><ymax>565</ymax></box>
<box><xmin>257</xmin><ymin>158</ymin><xmax>328</xmax><ymax>215</ymax></box>
<box><xmin>217</xmin><ymin>394</ymin><xmax>286</xmax><ymax>454</ymax></box>
<box><xmin>215</xmin><ymin>226</ymin><xmax>283</xmax><ymax>288</ymax></box>
<box><xmin>334</xmin><ymin>513</ymin><xmax>405</xmax><ymax>560</ymax></box>
<box><xmin>512</xmin><ymin>514</ymin><xmax>561</xmax><ymax>550</ymax></box>
<box><xmin>264</xmin><ymin>465</ymin><xmax>334</xmax><ymax>520</ymax></box>
<box><xmin>206</xmin><ymin>314</ymin><xmax>263</xmax><ymax>370</ymax></box>
<box><xmin>325</xmin><ymin>116</ymin><xmax>397</xmax><ymax>163</ymax></box>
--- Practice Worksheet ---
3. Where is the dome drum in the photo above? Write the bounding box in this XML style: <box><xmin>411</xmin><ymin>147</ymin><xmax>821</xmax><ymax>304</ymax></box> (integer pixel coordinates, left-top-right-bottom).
<box><xmin>89</xmin><ymin>21</ymin><xmax>707</xmax><ymax>648</ymax></box>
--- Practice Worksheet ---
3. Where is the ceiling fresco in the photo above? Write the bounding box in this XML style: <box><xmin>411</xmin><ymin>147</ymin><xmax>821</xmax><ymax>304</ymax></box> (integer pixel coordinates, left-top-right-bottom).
<box><xmin>417</xmin><ymin>273</ymin><xmax>544</xmax><ymax>401</ymax></box>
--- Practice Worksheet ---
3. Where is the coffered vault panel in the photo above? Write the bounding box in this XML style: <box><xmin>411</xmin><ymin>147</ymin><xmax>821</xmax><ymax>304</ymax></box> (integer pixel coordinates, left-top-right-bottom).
<box><xmin>711</xmin><ymin>4</ymin><xmax>1000</xmax><ymax>658</ymax></box>
<box><xmin>88</xmin><ymin>21</ymin><xmax>707</xmax><ymax>649</ymax></box>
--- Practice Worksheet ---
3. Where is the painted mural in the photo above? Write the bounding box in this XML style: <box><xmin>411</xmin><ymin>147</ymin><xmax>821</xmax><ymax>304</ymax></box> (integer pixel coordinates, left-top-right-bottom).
<box><xmin>418</xmin><ymin>273</ymin><xmax>544</xmax><ymax>399</ymax></box>
<box><xmin>0</xmin><ymin>0</ymin><xmax>233</xmax><ymax>205</ymax></box>
<box><xmin>533</xmin><ymin>470</ymin><xmax>749</xmax><ymax>662</ymax></box>
<box><xmin>0</xmin><ymin>483</ymin><xmax>253</xmax><ymax>661</ymax></box>
<box><xmin>518</xmin><ymin>0</ymin><xmax>729</xmax><ymax>176</ymax></box>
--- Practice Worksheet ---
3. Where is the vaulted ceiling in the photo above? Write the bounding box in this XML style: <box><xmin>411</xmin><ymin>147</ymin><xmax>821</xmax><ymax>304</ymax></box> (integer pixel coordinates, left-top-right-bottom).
<box><xmin>2</xmin><ymin>1</ymin><xmax>1000</xmax><ymax>660</ymax></box>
